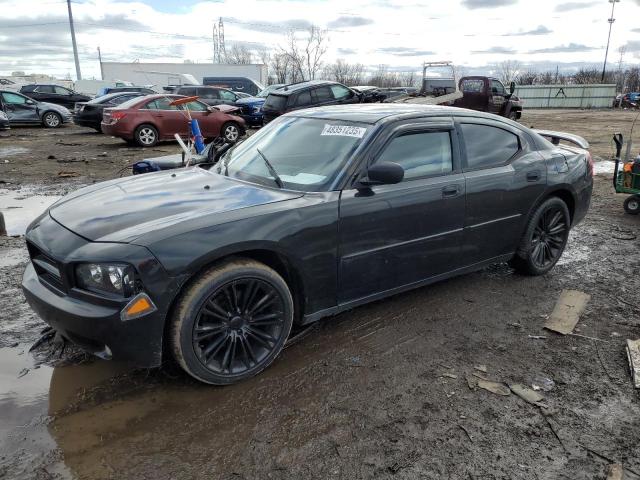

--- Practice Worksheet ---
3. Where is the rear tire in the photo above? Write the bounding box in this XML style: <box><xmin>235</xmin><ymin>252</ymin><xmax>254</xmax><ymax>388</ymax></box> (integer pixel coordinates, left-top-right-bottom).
<box><xmin>508</xmin><ymin>111</ymin><xmax>518</xmax><ymax>121</ymax></box>
<box><xmin>42</xmin><ymin>111</ymin><xmax>62</xmax><ymax>128</ymax></box>
<box><xmin>170</xmin><ymin>259</ymin><xmax>294</xmax><ymax>385</ymax></box>
<box><xmin>134</xmin><ymin>124</ymin><xmax>158</xmax><ymax>147</ymax></box>
<box><xmin>624</xmin><ymin>195</ymin><xmax>640</xmax><ymax>215</ymax></box>
<box><xmin>221</xmin><ymin>122</ymin><xmax>241</xmax><ymax>143</ymax></box>
<box><xmin>510</xmin><ymin>197</ymin><xmax>571</xmax><ymax>276</ymax></box>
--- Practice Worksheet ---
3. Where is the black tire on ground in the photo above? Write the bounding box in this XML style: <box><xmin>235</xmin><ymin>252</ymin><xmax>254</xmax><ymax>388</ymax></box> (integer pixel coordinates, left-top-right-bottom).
<box><xmin>42</xmin><ymin>111</ymin><xmax>62</xmax><ymax>128</ymax></box>
<box><xmin>134</xmin><ymin>124</ymin><xmax>159</xmax><ymax>147</ymax></box>
<box><xmin>624</xmin><ymin>195</ymin><xmax>640</xmax><ymax>215</ymax></box>
<box><xmin>221</xmin><ymin>122</ymin><xmax>241</xmax><ymax>143</ymax></box>
<box><xmin>170</xmin><ymin>259</ymin><xmax>294</xmax><ymax>385</ymax></box>
<box><xmin>508</xmin><ymin>111</ymin><xmax>518</xmax><ymax>121</ymax></box>
<box><xmin>510</xmin><ymin>197</ymin><xmax>571</xmax><ymax>276</ymax></box>
<box><xmin>93</xmin><ymin>126</ymin><xmax>103</xmax><ymax>133</ymax></box>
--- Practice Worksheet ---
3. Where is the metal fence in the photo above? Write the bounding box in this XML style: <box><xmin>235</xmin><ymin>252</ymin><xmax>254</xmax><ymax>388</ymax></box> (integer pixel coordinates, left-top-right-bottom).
<box><xmin>513</xmin><ymin>84</ymin><xmax>616</xmax><ymax>109</ymax></box>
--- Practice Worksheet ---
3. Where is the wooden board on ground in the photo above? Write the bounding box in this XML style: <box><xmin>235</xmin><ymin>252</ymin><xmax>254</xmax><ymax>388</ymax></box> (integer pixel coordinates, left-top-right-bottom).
<box><xmin>626</xmin><ymin>339</ymin><xmax>640</xmax><ymax>388</ymax></box>
<box><xmin>544</xmin><ymin>290</ymin><xmax>591</xmax><ymax>335</ymax></box>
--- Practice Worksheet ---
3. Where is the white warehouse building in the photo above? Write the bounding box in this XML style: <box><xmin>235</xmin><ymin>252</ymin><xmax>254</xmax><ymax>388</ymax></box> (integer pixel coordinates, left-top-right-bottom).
<box><xmin>100</xmin><ymin>62</ymin><xmax>268</xmax><ymax>88</ymax></box>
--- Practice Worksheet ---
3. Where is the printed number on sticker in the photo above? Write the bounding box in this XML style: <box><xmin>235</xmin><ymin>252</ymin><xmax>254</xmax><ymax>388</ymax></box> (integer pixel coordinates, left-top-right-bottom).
<box><xmin>321</xmin><ymin>124</ymin><xmax>367</xmax><ymax>138</ymax></box>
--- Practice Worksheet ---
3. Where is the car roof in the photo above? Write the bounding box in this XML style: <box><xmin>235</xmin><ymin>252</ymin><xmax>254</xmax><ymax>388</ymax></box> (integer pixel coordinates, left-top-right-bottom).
<box><xmin>270</xmin><ymin>80</ymin><xmax>342</xmax><ymax>96</ymax></box>
<box><xmin>284</xmin><ymin>103</ymin><xmax>518</xmax><ymax>125</ymax></box>
<box><xmin>90</xmin><ymin>92</ymin><xmax>144</xmax><ymax>102</ymax></box>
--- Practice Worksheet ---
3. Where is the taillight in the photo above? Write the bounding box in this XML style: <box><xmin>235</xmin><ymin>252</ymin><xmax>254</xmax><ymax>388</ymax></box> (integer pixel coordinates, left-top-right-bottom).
<box><xmin>586</xmin><ymin>151</ymin><xmax>593</xmax><ymax>177</ymax></box>
<box><xmin>111</xmin><ymin>112</ymin><xmax>127</xmax><ymax>120</ymax></box>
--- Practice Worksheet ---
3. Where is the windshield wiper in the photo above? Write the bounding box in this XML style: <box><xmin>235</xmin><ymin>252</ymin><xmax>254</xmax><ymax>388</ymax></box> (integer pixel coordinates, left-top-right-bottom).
<box><xmin>256</xmin><ymin>148</ymin><xmax>283</xmax><ymax>189</ymax></box>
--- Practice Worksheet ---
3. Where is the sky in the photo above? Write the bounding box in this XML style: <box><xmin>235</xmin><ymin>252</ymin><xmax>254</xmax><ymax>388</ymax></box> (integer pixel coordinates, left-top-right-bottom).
<box><xmin>2</xmin><ymin>0</ymin><xmax>640</xmax><ymax>80</ymax></box>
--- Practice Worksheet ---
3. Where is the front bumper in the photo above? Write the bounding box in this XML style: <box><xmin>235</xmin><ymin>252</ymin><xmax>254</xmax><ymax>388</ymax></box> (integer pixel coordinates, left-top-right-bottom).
<box><xmin>23</xmin><ymin>263</ymin><xmax>165</xmax><ymax>366</ymax></box>
<box><xmin>21</xmin><ymin>213</ymin><xmax>177</xmax><ymax>367</ymax></box>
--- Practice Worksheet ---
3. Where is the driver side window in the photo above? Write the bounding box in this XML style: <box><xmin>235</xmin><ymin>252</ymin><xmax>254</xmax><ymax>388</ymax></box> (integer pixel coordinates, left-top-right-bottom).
<box><xmin>54</xmin><ymin>86</ymin><xmax>71</xmax><ymax>95</ymax></box>
<box><xmin>376</xmin><ymin>131</ymin><xmax>453</xmax><ymax>181</ymax></box>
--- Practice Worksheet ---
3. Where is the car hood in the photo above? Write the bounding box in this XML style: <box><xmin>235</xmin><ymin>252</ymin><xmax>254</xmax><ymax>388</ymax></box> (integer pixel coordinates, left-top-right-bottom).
<box><xmin>48</xmin><ymin>168</ymin><xmax>302</xmax><ymax>243</ymax></box>
<box><xmin>235</xmin><ymin>97</ymin><xmax>265</xmax><ymax>106</ymax></box>
<box><xmin>39</xmin><ymin>102</ymin><xmax>71</xmax><ymax>114</ymax></box>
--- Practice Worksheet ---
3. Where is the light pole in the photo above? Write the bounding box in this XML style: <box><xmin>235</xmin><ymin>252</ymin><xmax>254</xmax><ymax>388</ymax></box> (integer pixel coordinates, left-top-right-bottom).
<box><xmin>601</xmin><ymin>0</ymin><xmax>620</xmax><ymax>83</ymax></box>
<box><xmin>67</xmin><ymin>0</ymin><xmax>82</xmax><ymax>80</ymax></box>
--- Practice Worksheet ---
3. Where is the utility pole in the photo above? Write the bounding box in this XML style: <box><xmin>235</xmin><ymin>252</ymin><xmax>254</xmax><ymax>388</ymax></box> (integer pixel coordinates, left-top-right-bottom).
<box><xmin>67</xmin><ymin>0</ymin><xmax>82</xmax><ymax>80</ymax></box>
<box><xmin>601</xmin><ymin>0</ymin><xmax>620</xmax><ymax>83</ymax></box>
<box><xmin>97</xmin><ymin>47</ymin><xmax>104</xmax><ymax>80</ymax></box>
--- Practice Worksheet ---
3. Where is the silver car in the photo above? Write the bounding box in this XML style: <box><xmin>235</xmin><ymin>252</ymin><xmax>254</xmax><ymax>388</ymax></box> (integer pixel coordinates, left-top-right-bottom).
<box><xmin>0</xmin><ymin>90</ymin><xmax>72</xmax><ymax>128</ymax></box>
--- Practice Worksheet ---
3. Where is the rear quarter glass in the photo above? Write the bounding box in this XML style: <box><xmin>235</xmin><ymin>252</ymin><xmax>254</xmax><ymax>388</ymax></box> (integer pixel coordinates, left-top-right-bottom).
<box><xmin>263</xmin><ymin>95</ymin><xmax>287</xmax><ymax>111</ymax></box>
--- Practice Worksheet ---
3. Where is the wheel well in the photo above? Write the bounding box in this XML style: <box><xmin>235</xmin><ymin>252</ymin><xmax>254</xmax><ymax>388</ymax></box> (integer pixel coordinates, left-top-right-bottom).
<box><xmin>162</xmin><ymin>249</ymin><xmax>305</xmax><ymax>360</ymax></box>
<box><xmin>547</xmin><ymin>189</ymin><xmax>575</xmax><ymax>222</ymax></box>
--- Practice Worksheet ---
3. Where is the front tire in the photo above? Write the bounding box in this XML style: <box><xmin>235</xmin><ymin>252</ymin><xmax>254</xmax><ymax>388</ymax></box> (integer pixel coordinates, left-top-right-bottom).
<box><xmin>170</xmin><ymin>259</ymin><xmax>294</xmax><ymax>385</ymax></box>
<box><xmin>42</xmin><ymin>111</ymin><xmax>62</xmax><ymax>128</ymax></box>
<box><xmin>134</xmin><ymin>124</ymin><xmax>158</xmax><ymax>147</ymax></box>
<box><xmin>624</xmin><ymin>195</ymin><xmax>640</xmax><ymax>215</ymax></box>
<box><xmin>510</xmin><ymin>197</ymin><xmax>571</xmax><ymax>275</ymax></box>
<box><xmin>221</xmin><ymin>122</ymin><xmax>241</xmax><ymax>143</ymax></box>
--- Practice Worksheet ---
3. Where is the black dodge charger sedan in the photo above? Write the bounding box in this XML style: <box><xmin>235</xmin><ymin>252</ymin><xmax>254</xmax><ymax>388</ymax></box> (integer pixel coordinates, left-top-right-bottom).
<box><xmin>22</xmin><ymin>105</ymin><xmax>593</xmax><ymax>385</ymax></box>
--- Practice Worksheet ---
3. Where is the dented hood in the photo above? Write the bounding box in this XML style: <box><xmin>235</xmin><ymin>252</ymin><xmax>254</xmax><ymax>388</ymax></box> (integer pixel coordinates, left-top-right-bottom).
<box><xmin>48</xmin><ymin>168</ymin><xmax>301</xmax><ymax>243</ymax></box>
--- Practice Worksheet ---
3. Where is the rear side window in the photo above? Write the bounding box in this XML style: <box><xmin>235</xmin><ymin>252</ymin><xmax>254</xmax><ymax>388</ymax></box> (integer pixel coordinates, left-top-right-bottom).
<box><xmin>461</xmin><ymin>123</ymin><xmax>519</xmax><ymax>169</ymax></box>
<box><xmin>377</xmin><ymin>131</ymin><xmax>453</xmax><ymax>181</ymax></box>
<box><xmin>491</xmin><ymin>80</ymin><xmax>505</xmax><ymax>95</ymax></box>
<box><xmin>54</xmin><ymin>86</ymin><xmax>70</xmax><ymax>94</ymax></box>
<box><xmin>315</xmin><ymin>86</ymin><xmax>333</xmax><ymax>102</ymax></box>
<box><xmin>179</xmin><ymin>87</ymin><xmax>196</xmax><ymax>96</ymax></box>
<box><xmin>112</xmin><ymin>94</ymin><xmax>137</xmax><ymax>105</ymax></box>
<box><xmin>21</xmin><ymin>85</ymin><xmax>36</xmax><ymax>92</ymax></box>
<box><xmin>36</xmin><ymin>86</ymin><xmax>54</xmax><ymax>93</ymax></box>
<box><xmin>294</xmin><ymin>90</ymin><xmax>312</xmax><ymax>107</ymax></box>
<box><xmin>263</xmin><ymin>94</ymin><xmax>287</xmax><ymax>111</ymax></box>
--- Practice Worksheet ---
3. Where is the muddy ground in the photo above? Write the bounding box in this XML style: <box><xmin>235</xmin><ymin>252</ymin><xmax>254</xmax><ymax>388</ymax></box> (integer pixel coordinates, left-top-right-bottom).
<box><xmin>0</xmin><ymin>110</ymin><xmax>639</xmax><ymax>480</ymax></box>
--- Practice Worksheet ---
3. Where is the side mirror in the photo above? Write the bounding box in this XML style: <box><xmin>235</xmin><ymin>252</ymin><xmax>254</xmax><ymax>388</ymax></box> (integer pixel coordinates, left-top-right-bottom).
<box><xmin>25</xmin><ymin>99</ymin><xmax>35</xmax><ymax>105</ymax></box>
<box><xmin>207</xmin><ymin>106</ymin><xmax>218</xmax><ymax>113</ymax></box>
<box><xmin>359</xmin><ymin>162</ymin><xmax>404</xmax><ymax>187</ymax></box>
<box><xmin>509</xmin><ymin>82</ymin><xmax>516</xmax><ymax>94</ymax></box>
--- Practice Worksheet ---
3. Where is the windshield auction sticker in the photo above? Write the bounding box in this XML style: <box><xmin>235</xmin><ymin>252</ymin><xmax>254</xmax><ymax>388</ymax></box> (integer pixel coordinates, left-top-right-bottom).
<box><xmin>321</xmin><ymin>124</ymin><xmax>367</xmax><ymax>138</ymax></box>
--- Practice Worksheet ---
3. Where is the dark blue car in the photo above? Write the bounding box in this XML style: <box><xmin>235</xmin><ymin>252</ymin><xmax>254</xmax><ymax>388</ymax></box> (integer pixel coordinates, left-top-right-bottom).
<box><xmin>234</xmin><ymin>84</ymin><xmax>285</xmax><ymax>127</ymax></box>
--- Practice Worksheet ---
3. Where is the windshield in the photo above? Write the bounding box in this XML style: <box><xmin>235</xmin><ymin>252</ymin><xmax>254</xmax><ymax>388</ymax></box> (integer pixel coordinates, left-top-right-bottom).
<box><xmin>220</xmin><ymin>116</ymin><xmax>370</xmax><ymax>191</ymax></box>
<box><xmin>257</xmin><ymin>84</ymin><xmax>285</xmax><ymax>98</ymax></box>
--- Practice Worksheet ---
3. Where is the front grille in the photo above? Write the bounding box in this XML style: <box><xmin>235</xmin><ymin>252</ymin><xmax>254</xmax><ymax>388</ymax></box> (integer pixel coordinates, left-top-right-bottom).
<box><xmin>27</xmin><ymin>242</ymin><xmax>66</xmax><ymax>293</ymax></box>
<box><xmin>240</xmin><ymin>105</ymin><xmax>254</xmax><ymax>115</ymax></box>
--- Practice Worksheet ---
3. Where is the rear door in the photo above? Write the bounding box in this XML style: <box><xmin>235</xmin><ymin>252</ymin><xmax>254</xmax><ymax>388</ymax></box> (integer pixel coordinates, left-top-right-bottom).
<box><xmin>458</xmin><ymin>117</ymin><xmax>546</xmax><ymax>264</ymax></box>
<box><xmin>338</xmin><ymin>118</ymin><xmax>466</xmax><ymax>302</ymax></box>
<box><xmin>0</xmin><ymin>92</ymin><xmax>40</xmax><ymax>123</ymax></box>
<box><xmin>144</xmin><ymin>97</ymin><xmax>187</xmax><ymax>138</ymax></box>
<box><xmin>311</xmin><ymin>85</ymin><xmax>336</xmax><ymax>107</ymax></box>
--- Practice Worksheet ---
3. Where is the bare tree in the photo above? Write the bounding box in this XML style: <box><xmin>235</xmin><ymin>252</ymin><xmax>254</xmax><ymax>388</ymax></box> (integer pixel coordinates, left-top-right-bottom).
<box><xmin>225</xmin><ymin>44</ymin><xmax>253</xmax><ymax>65</ymax></box>
<box><xmin>400</xmin><ymin>70</ymin><xmax>417</xmax><ymax>87</ymax></box>
<box><xmin>573</xmin><ymin>67</ymin><xmax>602</xmax><ymax>84</ymax></box>
<box><xmin>324</xmin><ymin>59</ymin><xmax>365</xmax><ymax>85</ymax></box>
<box><xmin>516</xmin><ymin>69</ymin><xmax>538</xmax><ymax>85</ymax></box>
<box><xmin>270</xmin><ymin>53</ymin><xmax>293</xmax><ymax>84</ymax></box>
<box><xmin>496</xmin><ymin>60</ymin><xmax>521</xmax><ymax>84</ymax></box>
<box><xmin>280</xmin><ymin>26</ymin><xmax>328</xmax><ymax>81</ymax></box>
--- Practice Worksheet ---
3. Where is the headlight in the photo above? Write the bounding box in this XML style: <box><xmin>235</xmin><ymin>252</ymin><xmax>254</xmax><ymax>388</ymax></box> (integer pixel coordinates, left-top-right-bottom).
<box><xmin>75</xmin><ymin>263</ymin><xmax>135</xmax><ymax>297</ymax></box>
<box><xmin>0</xmin><ymin>111</ymin><xmax>7</xmax><ymax>120</ymax></box>
<box><xmin>253</xmin><ymin>106</ymin><xmax>262</xmax><ymax>114</ymax></box>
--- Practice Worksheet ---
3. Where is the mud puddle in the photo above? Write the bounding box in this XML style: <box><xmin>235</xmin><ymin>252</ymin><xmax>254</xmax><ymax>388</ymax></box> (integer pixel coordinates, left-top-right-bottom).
<box><xmin>0</xmin><ymin>344</ymin><xmax>134</xmax><ymax>479</ymax></box>
<box><xmin>0</xmin><ymin>146</ymin><xmax>29</xmax><ymax>158</ymax></box>
<box><xmin>0</xmin><ymin>188</ymin><xmax>61</xmax><ymax>235</ymax></box>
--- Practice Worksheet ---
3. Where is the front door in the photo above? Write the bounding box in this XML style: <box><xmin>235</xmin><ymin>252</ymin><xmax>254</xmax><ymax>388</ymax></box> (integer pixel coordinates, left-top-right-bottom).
<box><xmin>338</xmin><ymin>119</ymin><xmax>466</xmax><ymax>303</ymax></box>
<box><xmin>488</xmin><ymin>80</ymin><xmax>507</xmax><ymax>116</ymax></box>
<box><xmin>457</xmin><ymin>118</ymin><xmax>546</xmax><ymax>264</ymax></box>
<box><xmin>0</xmin><ymin>92</ymin><xmax>40</xmax><ymax>124</ymax></box>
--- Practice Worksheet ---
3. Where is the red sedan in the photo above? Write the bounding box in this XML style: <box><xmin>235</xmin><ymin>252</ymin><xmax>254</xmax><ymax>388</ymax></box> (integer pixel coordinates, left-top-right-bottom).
<box><xmin>101</xmin><ymin>94</ymin><xmax>246</xmax><ymax>147</ymax></box>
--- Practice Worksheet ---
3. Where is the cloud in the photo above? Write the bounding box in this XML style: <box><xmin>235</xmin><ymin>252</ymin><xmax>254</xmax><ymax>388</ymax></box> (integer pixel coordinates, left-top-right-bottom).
<box><xmin>328</xmin><ymin>16</ymin><xmax>374</xmax><ymax>28</ymax></box>
<box><xmin>224</xmin><ymin>17</ymin><xmax>312</xmax><ymax>33</ymax></box>
<box><xmin>461</xmin><ymin>0</ymin><xmax>518</xmax><ymax>9</ymax></box>
<box><xmin>554</xmin><ymin>2</ymin><xmax>598</xmax><ymax>12</ymax></box>
<box><xmin>472</xmin><ymin>46</ymin><xmax>517</xmax><ymax>54</ymax></box>
<box><xmin>528</xmin><ymin>43</ymin><xmax>598</xmax><ymax>54</ymax></box>
<box><xmin>503</xmin><ymin>25</ymin><xmax>552</xmax><ymax>36</ymax></box>
<box><xmin>377</xmin><ymin>47</ymin><xmax>435</xmax><ymax>57</ymax></box>
<box><xmin>623</xmin><ymin>40</ymin><xmax>640</xmax><ymax>52</ymax></box>
<box><xmin>337</xmin><ymin>48</ymin><xmax>358</xmax><ymax>55</ymax></box>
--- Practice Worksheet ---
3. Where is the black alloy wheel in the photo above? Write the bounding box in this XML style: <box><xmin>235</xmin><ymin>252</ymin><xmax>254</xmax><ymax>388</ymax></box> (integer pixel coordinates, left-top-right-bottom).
<box><xmin>511</xmin><ymin>197</ymin><xmax>570</xmax><ymax>275</ymax></box>
<box><xmin>193</xmin><ymin>278</ymin><xmax>286</xmax><ymax>375</ymax></box>
<box><xmin>171</xmin><ymin>259</ymin><xmax>293</xmax><ymax>385</ymax></box>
